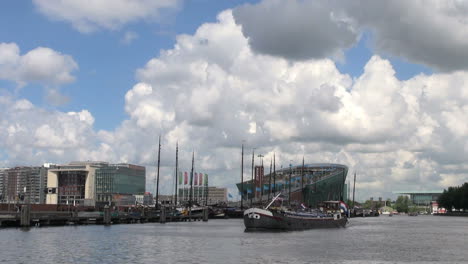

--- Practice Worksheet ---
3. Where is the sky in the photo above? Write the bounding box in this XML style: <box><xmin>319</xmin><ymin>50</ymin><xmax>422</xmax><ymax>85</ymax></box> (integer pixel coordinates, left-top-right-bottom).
<box><xmin>1</xmin><ymin>0</ymin><xmax>468</xmax><ymax>202</ymax></box>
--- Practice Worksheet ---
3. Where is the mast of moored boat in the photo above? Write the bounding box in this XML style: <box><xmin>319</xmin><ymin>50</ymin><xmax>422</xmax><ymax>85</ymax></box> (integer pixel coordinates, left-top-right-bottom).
<box><xmin>205</xmin><ymin>174</ymin><xmax>209</xmax><ymax>206</ymax></box>
<box><xmin>273</xmin><ymin>153</ymin><xmax>276</xmax><ymax>195</ymax></box>
<box><xmin>250</xmin><ymin>148</ymin><xmax>255</xmax><ymax>207</ymax></box>
<box><xmin>189</xmin><ymin>151</ymin><xmax>194</xmax><ymax>219</ymax></box>
<box><xmin>289</xmin><ymin>162</ymin><xmax>292</xmax><ymax>206</ymax></box>
<box><xmin>240</xmin><ymin>143</ymin><xmax>244</xmax><ymax>210</ymax></box>
<box><xmin>268</xmin><ymin>156</ymin><xmax>272</xmax><ymax>201</ymax></box>
<box><xmin>155</xmin><ymin>135</ymin><xmax>161</xmax><ymax>210</ymax></box>
<box><xmin>301</xmin><ymin>156</ymin><xmax>304</xmax><ymax>204</ymax></box>
<box><xmin>352</xmin><ymin>171</ymin><xmax>356</xmax><ymax>209</ymax></box>
<box><xmin>174</xmin><ymin>142</ymin><xmax>178</xmax><ymax>206</ymax></box>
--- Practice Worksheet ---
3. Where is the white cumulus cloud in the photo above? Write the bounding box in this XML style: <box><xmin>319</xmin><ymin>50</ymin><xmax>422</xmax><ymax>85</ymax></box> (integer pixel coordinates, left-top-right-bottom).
<box><xmin>0</xmin><ymin>42</ymin><xmax>78</xmax><ymax>87</ymax></box>
<box><xmin>233</xmin><ymin>0</ymin><xmax>468</xmax><ymax>71</ymax></box>
<box><xmin>2</xmin><ymin>9</ymin><xmax>468</xmax><ymax>200</ymax></box>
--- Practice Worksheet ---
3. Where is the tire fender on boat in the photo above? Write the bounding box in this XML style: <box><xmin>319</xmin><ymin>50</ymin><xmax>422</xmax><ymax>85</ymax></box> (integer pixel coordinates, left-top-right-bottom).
<box><xmin>248</xmin><ymin>213</ymin><xmax>261</xmax><ymax>219</ymax></box>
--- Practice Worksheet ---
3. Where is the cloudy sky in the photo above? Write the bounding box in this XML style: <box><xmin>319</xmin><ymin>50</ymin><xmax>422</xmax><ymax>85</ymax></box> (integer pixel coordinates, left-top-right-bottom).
<box><xmin>1</xmin><ymin>0</ymin><xmax>468</xmax><ymax>201</ymax></box>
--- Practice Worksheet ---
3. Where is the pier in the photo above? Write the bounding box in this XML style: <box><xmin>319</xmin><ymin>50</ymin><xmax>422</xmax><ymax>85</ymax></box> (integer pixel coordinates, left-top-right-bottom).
<box><xmin>0</xmin><ymin>204</ymin><xmax>210</xmax><ymax>228</ymax></box>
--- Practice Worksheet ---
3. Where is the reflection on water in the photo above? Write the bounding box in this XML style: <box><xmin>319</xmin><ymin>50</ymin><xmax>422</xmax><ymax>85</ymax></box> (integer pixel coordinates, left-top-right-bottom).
<box><xmin>1</xmin><ymin>216</ymin><xmax>467</xmax><ymax>263</ymax></box>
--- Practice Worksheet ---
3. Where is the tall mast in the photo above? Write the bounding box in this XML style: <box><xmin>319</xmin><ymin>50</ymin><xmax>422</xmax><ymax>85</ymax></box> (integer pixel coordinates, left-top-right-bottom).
<box><xmin>348</xmin><ymin>180</ymin><xmax>351</xmax><ymax>202</ymax></box>
<box><xmin>289</xmin><ymin>162</ymin><xmax>292</xmax><ymax>206</ymax></box>
<box><xmin>352</xmin><ymin>171</ymin><xmax>356</xmax><ymax>208</ymax></box>
<box><xmin>258</xmin><ymin>154</ymin><xmax>263</xmax><ymax>205</ymax></box>
<box><xmin>268</xmin><ymin>156</ymin><xmax>272</xmax><ymax>201</ymax></box>
<box><xmin>174</xmin><ymin>142</ymin><xmax>178</xmax><ymax>206</ymax></box>
<box><xmin>155</xmin><ymin>135</ymin><xmax>161</xmax><ymax>209</ymax></box>
<box><xmin>240</xmin><ymin>143</ymin><xmax>244</xmax><ymax>210</ymax></box>
<box><xmin>301</xmin><ymin>156</ymin><xmax>304</xmax><ymax>204</ymax></box>
<box><xmin>189</xmin><ymin>151</ymin><xmax>194</xmax><ymax>209</ymax></box>
<box><xmin>250</xmin><ymin>148</ymin><xmax>255</xmax><ymax>207</ymax></box>
<box><xmin>273</xmin><ymin>153</ymin><xmax>276</xmax><ymax>195</ymax></box>
<box><xmin>204</xmin><ymin>173</ymin><xmax>209</xmax><ymax>206</ymax></box>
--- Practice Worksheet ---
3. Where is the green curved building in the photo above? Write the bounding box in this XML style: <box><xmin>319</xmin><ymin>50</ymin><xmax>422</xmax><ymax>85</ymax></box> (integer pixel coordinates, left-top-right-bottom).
<box><xmin>237</xmin><ymin>163</ymin><xmax>348</xmax><ymax>207</ymax></box>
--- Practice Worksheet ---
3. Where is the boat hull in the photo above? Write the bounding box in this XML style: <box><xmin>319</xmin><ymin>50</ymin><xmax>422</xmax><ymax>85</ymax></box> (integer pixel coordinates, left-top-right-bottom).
<box><xmin>244</xmin><ymin>208</ymin><xmax>347</xmax><ymax>231</ymax></box>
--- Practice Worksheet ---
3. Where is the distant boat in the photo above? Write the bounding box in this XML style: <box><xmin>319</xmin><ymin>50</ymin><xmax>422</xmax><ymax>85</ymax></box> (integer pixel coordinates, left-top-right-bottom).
<box><xmin>243</xmin><ymin>193</ymin><xmax>348</xmax><ymax>231</ymax></box>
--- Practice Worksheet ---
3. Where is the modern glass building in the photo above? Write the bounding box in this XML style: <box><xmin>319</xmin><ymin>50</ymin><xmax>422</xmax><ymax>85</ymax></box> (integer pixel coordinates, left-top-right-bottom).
<box><xmin>237</xmin><ymin>163</ymin><xmax>348</xmax><ymax>207</ymax></box>
<box><xmin>393</xmin><ymin>191</ymin><xmax>443</xmax><ymax>206</ymax></box>
<box><xmin>46</xmin><ymin>162</ymin><xmax>145</xmax><ymax>206</ymax></box>
<box><xmin>95</xmin><ymin>164</ymin><xmax>146</xmax><ymax>203</ymax></box>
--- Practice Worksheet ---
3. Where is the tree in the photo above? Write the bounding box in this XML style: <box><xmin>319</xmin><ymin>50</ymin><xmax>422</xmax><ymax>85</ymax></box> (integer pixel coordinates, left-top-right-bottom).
<box><xmin>363</xmin><ymin>199</ymin><xmax>373</xmax><ymax>209</ymax></box>
<box><xmin>461</xmin><ymin>183</ymin><xmax>468</xmax><ymax>211</ymax></box>
<box><xmin>438</xmin><ymin>189</ymin><xmax>451</xmax><ymax>212</ymax></box>
<box><xmin>438</xmin><ymin>183</ymin><xmax>468</xmax><ymax>212</ymax></box>
<box><xmin>395</xmin><ymin>195</ymin><xmax>409</xmax><ymax>213</ymax></box>
<box><xmin>385</xmin><ymin>198</ymin><xmax>392</xmax><ymax>208</ymax></box>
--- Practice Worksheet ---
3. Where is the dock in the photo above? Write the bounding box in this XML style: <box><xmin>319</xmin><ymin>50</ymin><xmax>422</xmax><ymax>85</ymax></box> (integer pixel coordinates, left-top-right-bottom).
<box><xmin>0</xmin><ymin>204</ymin><xmax>210</xmax><ymax>228</ymax></box>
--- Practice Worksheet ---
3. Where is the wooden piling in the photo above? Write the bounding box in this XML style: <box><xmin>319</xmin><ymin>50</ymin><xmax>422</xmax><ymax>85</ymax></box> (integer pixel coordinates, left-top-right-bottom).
<box><xmin>159</xmin><ymin>206</ymin><xmax>166</xmax><ymax>223</ymax></box>
<box><xmin>202</xmin><ymin>207</ymin><xmax>209</xmax><ymax>222</ymax></box>
<box><xmin>103</xmin><ymin>205</ymin><xmax>111</xmax><ymax>225</ymax></box>
<box><xmin>20</xmin><ymin>205</ymin><xmax>31</xmax><ymax>227</ymax></box>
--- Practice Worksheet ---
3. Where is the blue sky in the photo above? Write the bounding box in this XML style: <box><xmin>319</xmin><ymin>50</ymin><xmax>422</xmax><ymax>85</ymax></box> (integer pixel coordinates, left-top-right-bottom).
<box><xmin>1</xmin><ymin>0</ymin><xmax>430</xmax><ymax>131</ymax></box>
<box><xmin>1</xmin><ymin>0</ymin><xmax>467</xmax><ymax>200</ymax></box>
<box><xmin>1</xmin><ymin>0</ymin><xmax>262</xmax><ymax>130</ymax></box>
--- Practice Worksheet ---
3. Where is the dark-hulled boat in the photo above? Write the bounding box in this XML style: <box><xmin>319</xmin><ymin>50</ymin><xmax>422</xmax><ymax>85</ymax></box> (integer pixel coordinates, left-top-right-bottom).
<box><xmin>244</xmin><ymin>193</ymin><xmax>348</xmax><ymax>231</ymax></box>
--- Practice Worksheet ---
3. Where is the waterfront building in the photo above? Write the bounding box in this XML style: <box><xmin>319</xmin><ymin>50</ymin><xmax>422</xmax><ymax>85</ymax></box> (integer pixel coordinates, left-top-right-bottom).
<box><xmin>393</xmin><ymin>191</ymin><xmax>442</xmax><ymax>206</ymax></box>
<box><xmin>46</xmin><ymin>161</ymin><xmax>145</xmax><ymax>206</ymax></box>
<box><xmin>207</xmin><ymin>186</ymin><xmax>228</xmax><ymax>204</ymax></box>
<box><xmin>236</xmin><ymin>163</ymin><xmax>348</xmax><ymax>207</ymax></box>
<box><xmin>0</xmin><ymin>166</ymin><xmax>48</xmax><ymax>204</ymax></box>
<box><xmin>157</xmin><ymin>194</ymin><xmax>175</xmax><ymax>205</ymax></box>
<box><xmin>0</xmin><ymin>168</ymin><xmax>5</xmax><ymax>202</ymax></box>
<box><xmin>177</xmin><ymin>186</ymin><xmax>227</xmax><ymax>205</ymax></box>
<box><xmin>134</xmin><ymin>192</ymin><xmax>153</xmax><ymax>205</ymax></box>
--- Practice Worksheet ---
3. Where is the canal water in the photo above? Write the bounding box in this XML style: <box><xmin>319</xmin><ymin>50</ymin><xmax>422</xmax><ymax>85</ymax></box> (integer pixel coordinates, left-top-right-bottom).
<box><xmin>1</xmin><ymin>215</ymin><xmax>467</xmax><ymax>263</ymax></box>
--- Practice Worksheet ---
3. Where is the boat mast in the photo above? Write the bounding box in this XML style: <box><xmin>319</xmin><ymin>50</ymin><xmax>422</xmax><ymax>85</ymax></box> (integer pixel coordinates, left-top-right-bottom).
<box><xmin>273</xmin><ymin>153</ymin><xmax>276</xmax><ymax>195</ymax></box>
<box><xmin>174</xmin><ymin>142</ymin><xmax>178</xmax><ymax>206</ymax></box>
<box><xmin>301</xmin><ymin>156</ymin><xmax>304</xmax><ymax>204</ymax></box>
<box><xmin>189</xmin><ymin>151</ymin><xmax>194</xmax><ymax>209</ymax></box>
<box><xmin>155</xmin><ymin>135</ymin><xmax>161</xmax><ymax>210</ymax></box>
<box><xmin>204</xmin><ymin>173</ymin><xmax>208</xmax><ymax>206</ymax></box>
<box><xmin>289</xmin><ymin>162</ymin><xmax>292</xmax><ymax>206</ymax></box>
<box><xmin>250</xmin><ymin>148</ymin><xmax>255</xmax><ymax>207</ymax></box>
<box><xmin>352</xmin><ymin>171</ymin><xmax>356</xmax><ymax>208</ymax></box>
<box><xmin>240</xmin><ymin>143</ymin><xmax>244</xmax><ymax>210</ymax></box>
<box><xmin>268</xmin><ymin>156</ymin><xmax>272</xmax><ymax>201</ymax></box>
<box><xmin>258</xmin><ymin>154</ymin><xmax>263</xmax><ymax>205</ymax></box>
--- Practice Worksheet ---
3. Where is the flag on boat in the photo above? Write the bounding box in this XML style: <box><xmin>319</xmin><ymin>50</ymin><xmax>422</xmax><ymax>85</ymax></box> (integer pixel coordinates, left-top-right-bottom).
<box><xmin>228</xmin><ymin>193</ymin><xmax>233</xmax><ymax>198</ymax></box>
<box><xmin>178</xmin><ymin>172</ymin><xmax>183</xmax><ymax>185</ymax></box>
<box><xmin>300</xmin><ymin>203</ymin><xmax>307</xmax><ymax>209</ymax></box>
<box><xmin>339</xmin><ymin>201</ymin><xmax>348</xmax><ymax>213</ymax></box>
<box><xmin>199</xmin><ymin>173</ymin><xmax>203</xmax><ymax>186</ymax></box>
<box><xmin>194</xmin><ymin>172</ymin><xmax>198</xmax><ymax>185</ymax></box>
<box><xmin>184</xmin><ymin>172</ymin><xmax>188</xmax><ymax>185</ymax></box>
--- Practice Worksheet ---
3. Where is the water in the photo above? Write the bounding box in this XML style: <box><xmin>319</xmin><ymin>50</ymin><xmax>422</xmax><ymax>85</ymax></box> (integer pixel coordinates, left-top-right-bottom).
<box><xmin>1</xmin><ymin>215</ymin><xmax>467</xmax><ymax>264</ymax></box>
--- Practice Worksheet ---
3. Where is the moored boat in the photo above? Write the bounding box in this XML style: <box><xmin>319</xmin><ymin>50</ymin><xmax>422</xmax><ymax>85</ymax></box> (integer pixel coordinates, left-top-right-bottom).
<box><xmin>243</xmin><ymin>193</ymin><xmax>348</xmax><ymax>231</ymax></box>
